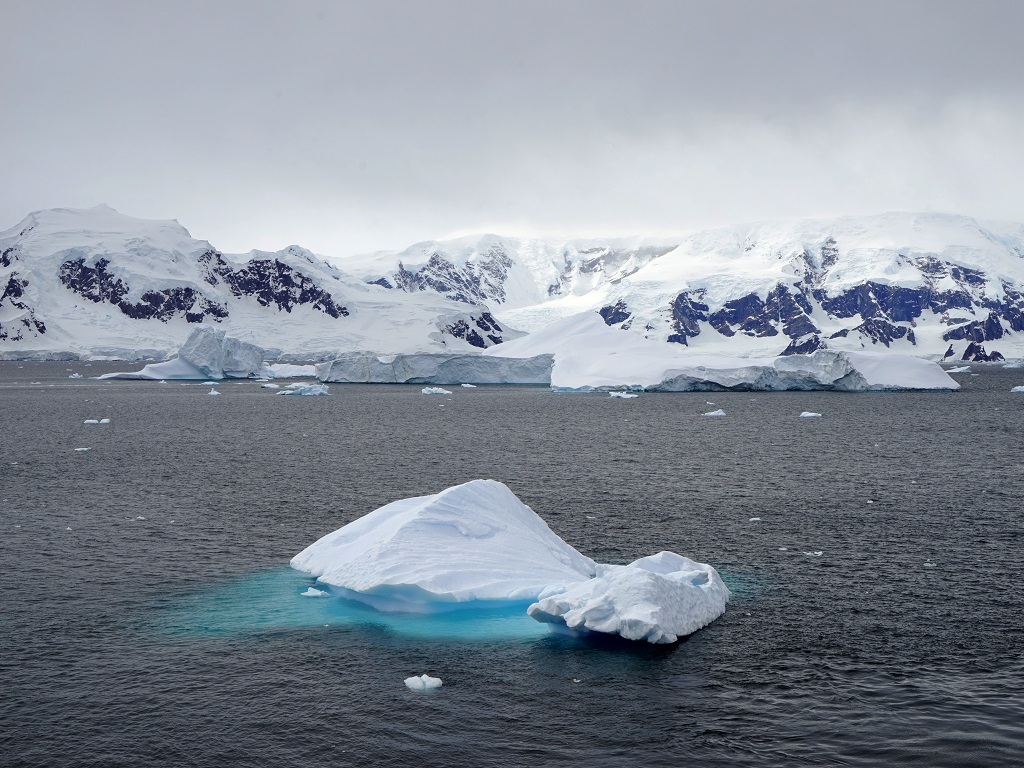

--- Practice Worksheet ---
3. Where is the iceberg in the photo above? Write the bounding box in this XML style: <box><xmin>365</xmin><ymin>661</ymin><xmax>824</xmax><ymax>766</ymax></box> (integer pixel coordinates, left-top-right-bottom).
<box><xmin>316</xmin><ymin>352</ymin><xmax>552</xmax><ymax>385</ymax></box>
<box><xmin>484</xmin><ymin>312</ymin><xmax>958</xmax><ymax>392</ymax></box>
<box><xmin>1011</xmin><ymin>386</ymin><xmax>1024</xmax><ymax>393</ymax></box>
<box><xmin>278</xmin><ymin>384</ymin><xmax>329</xmax><ymax>396</ymax></box>
<box><xmin>527</xmin><ymin>552</ymin><xmax>729</xmax><ymax>644</ymax></box>
<box><xmin>291</xmin><ymin>480</ymin><xmax>729</xmax><ymax>643</ymax></box>
<box><xmin>609</xmin><ymin>392</ymin><xmax>638</xmax><ymax>399</ymax></box>
<box><xmin>421</xmin><ymin>387</ymin><xmax>452</xmax><ymax>395</ymax></box>
<box><xmin>799</xmin><ymin>411</ymin><xmax>822</xmax><ymax>418</ymax></box>
<box><xmin>99</xmin><ymin>327</ymin><xmax>266</xmax><ymax>380</ymax></box>
<box><xmin>703</xmin><ymin>409</ymin><xmax>726</xmax><ymax>417</ymax></box>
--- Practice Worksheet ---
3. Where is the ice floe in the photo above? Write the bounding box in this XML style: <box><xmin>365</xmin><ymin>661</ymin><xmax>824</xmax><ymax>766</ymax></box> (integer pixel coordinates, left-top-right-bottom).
<box><xmin>1011</xmin><ymin>386</ymin><xmax>1024</xmax><ymax>393</ymax></box>
<box><xmin>278</xmin><ymin>384</ymin><xmax>330</xmax><ymax>396</ymax></box>
<box><xmin>609</xmin><ymin>392</ymin><xmax>639</xmax><ymax>399</ymax></box>
<box><xmin>460</xmin><ymin>383</ymin><xmax>477</xmax><ymax>388</ymax></box>
<box><xmin>208</xmin><ymin>388</ymin><xmax>220</xmax><ymax>396</ymax></box>
<box><xmin>301</xmin><ymin>587</ymin><xmax>327</xmax><ymax>597</ymax></box>
<box><xmin>68</xmin><ymin>373</ymin><xmax>82</xmax><ymax>379</ymax></box>
<box><xmin>703</xmin><ymin>409</ymin><xmax>726</xmax><ymax>417</ymax></box>
<box><xmin>946</xmin><ymin>366</ymin><xmax>971</xmax><ymax>373</ymax></box>
<box><xmin>404</xmin><ymin>674</ymin><xmax>443</xmax><ymax>691</ymax></box>
<box><xmin>799</xmin><ymin>412</ymin><xmax>822</xmax><ymax>418</ymax></box>
<box><xmin>421</xmin><ymin>387</ymin><xmax>452</xmax><ymax>395</ymax></box>
<box><xmin>83</xmin><ymin>419</ymin><xmax>99</xmax><ymax>424</ymax></box>
<box><xmin>291</xmin><ymin>479</ymin><xmax>728</xmax><ymax>643</ymax></box>
<box><xmin>261</xmin><ymin>383</ymin><xmax>281</xmax><ymax>389</ymax></box>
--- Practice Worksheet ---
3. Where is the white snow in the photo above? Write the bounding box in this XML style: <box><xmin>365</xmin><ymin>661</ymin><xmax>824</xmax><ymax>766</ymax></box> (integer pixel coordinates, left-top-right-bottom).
<box><xmin>799</xmin><ymin>412</ymin><xmax>822</xmax><ymax>418</ymax></box>
<box><xmin>421</xmin><ymin>387</ymin><xmax>452</xmax><ymax>395</ymax></box>
<box><xmin>527</xmin><ymin>552</ymin><xmax>730</xmax><ymax>644</ymax></box>
<box><xmin>703</xmin><ymin>409</ymin><xmax>726</xmax><ymax>417</ymax></box>
<box><xmin>291</xmin><ymin>479</ymin><xmax>728</xmax><ymax>643</ymax></box>
<box><xmin>1011</xmin><ymin>386</ymin><xmax>1024</xmax><ymax>393</ymax></box>
<box><xmin>301</xmin><ymin>587</ymin><xmax>327</xmax><ymax>597</ymax></box>
<box><xmin>404</xmin><ymin>674</ymin><xmax>443</xmax><ymax>691</ymax></box>
<box><xmin>278</xmin><ymin>384</ymin><xmax>329</xmax><ymax>396</ymax></box>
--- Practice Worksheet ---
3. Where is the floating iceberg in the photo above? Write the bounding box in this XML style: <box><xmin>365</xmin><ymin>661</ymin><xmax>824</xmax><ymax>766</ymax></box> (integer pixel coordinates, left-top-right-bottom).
<box><xmin>68</xmin><ymin>373</ymin><xmax>82</xmax><ymax>379</ymax></box>
<box><xmin>460</xmin><ymin>383</ymin><xmax>477</xmax><ymax>388</ymax></box>
<box><xmin>301</xmin><ymin>587</ymin><xmax>327</xmax><ymax>597</ymax></box>
<box><xmin>527</xmin><ymin>552</ymin><xmax>729</xmax><ymax>644</ymax></box>
<box><xmin>1011</xmin><ymin>386</ymin><xmax>1024</xmax><ymax>393</ymax></box>
<box><xmin>291</xmin><ymin>480</ymin><xmax>728</xmax><ymax>643</ymax></box>
<box><xmin>278</xmin><ymin>384</ymin><xmax>329</xmax><ymax>396</ymax></box>
<box><xmin>404</xmin><ymin>674</ymin><xmax>443</xmax><ymax>691</ymax></box>
<box><xmin>799</xmin><ymin>411</ymin><xmax>822</xmax><ymax>418</ymax></box>
<box><xmin>946</xmin><ymin>366</ymin><xmax>972</xmax><ymax>373</ymax></box>
<box><xmin>100</xmin><ymin>327</ymin><xmax>266</xmax><ymax>380</ymax></box>
<box><xmin>421</xmin><ymin>387</ymin><xmax>452</xmax><ymax>395</ymax></box>
<box><xmin>609</xmin><ymin>392</ymin><xmax>638</xmax><ymax>399</ymax></box>
<box><xmin>703</xmin><ymin>409</ymin><xmax>726</xmax><ymax>417</ymax></box>
<box><xmin>316</xmin><ymin>352</ymin><xmax>552</xmax><ymax>385</ymax></box>
<box><xmin>208</xmin><ymin>388</ymin><xmax>220</xmax><ymax>396</ymax></box>
<box><xmin>485</xmin><ymin>312</ymin><xmax>958</xmax><ymax>392</ymax></box>
<box><xmin>83</xmin><ymin>419</ymin><xmax>99</xmax><ymax>424</ymax></box>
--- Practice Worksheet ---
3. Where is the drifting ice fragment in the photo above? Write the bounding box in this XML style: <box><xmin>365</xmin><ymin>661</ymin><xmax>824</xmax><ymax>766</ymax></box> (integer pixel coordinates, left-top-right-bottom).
<box><xmin>404</xmin><ymin>674</ymin><xmax>443</xmax><ymax>691</ymax></box>
<box><xmin>609</xmin><ymin>392</ymin><xmax>639</xmax><ymax>399</ymax></box>
<box><xmin>83</xmin><ymin>419</ymin><xmax>99</xmax><ymax>424</ymax></box>
<box><xmin>278</xmin><ymin>384</ymin><xmax>330</xmax><ymax>396</ymax></box>
<box><xmin>804</xmin><ymin>551</ymin><xmax>823</xmax><ymax>557</ymax></box>
<box><xmin>208</xmin><ymin>389</ymin><xmax>220</xmax><ymax>396</ymax></box>
<box><xmin>946</xmin><ymin>366</ymin><xmax>971</xmax><ymax>373</ymax></box>
<box><xmin>924</xmin><ymin>560</ymin><xmax>937</xmax><ymax>568</ymax></box>
<box><xmin>460</xmin><ymin>383</ymin><xmax>477</xmax><ymax>388</ymax></box>
<box><xmin>799</xmin><ymin>412</ymin><xmax>822</xmax><ymax>418</ymax></box>
<box><xmin>1010</xmin><ymin>386</ymin><xmax>1024</xmax><ymax>393</ymax></box>
<box><xmin>99</xmin><ymin>419</ymin><xmax>110</xmax><ymax>424</ymax></box>
<box><xmin>261</xmin><ymin>383</ymin><xmax>281</xmax><ymax>389</ymax></box>
<box><xmin>301</xmin><ymin>587</ymin><xmax>327</xmax><ymax>597</ymax></box>
<box><xmin>703</xmin><ymin>409</ymin><xmax>726</xmax><ymax>417</ymax></box>
<box><xmin>749</xmin><ymin>517</ymin><xmax>761</xmax><ymax>522</ymax></box>
<box><xmin>421</xmin><ymin>387</ymin><xmax>452</xmax><ymax>395</ymax></box>
<box><xmin>74</xmin><ymin>447</ymin><xmax>91</xmax><ymax>452</ymax></box>
<box><xmin>68</xmin><ymin>373</ymin><xmax>82</xmax><ymax>379</ymax></box>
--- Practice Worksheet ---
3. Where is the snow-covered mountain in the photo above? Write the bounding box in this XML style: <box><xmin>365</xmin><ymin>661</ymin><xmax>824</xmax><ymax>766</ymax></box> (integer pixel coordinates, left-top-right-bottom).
<box><xmin>0</xmin><ymin>205</ymin><xmax>518</xmax><ymax>358</ymax></box>
<box><xmin>4</xmin><ymin>206</ymin><xmax>1023</xmax><ymax>361</ymax></box>
<box><xmin>343</xmin><ymin>213</ymin><xmax>1024</xmax><ymax>360</ymax></box>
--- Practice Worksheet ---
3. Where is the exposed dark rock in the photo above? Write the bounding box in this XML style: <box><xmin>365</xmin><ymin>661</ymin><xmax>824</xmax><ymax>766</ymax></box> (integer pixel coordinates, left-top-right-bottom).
<box><xmin>210</xmin><ymin>257</ymin><xmax>348</xmax><ymax>317</ymax></box>
<box><xmin>943</xmin><ymin>344</ymin><xmax>955</xmax><ymax>359</ymax></box>
<box><xmin>851</xmin><ymin>317</ymin><xmax>916</xmax><ymax>347</ymax></box>
<box><xmin>667</xmin><ymin>290</ymin><xmax>709</xmax><ymax>345</ymax></box>
<box><xmin>443</xmin><ymin>312</ymin><xmax>510</xmax><ymax>348</ymax></box>
<box><xmin>943</xmin><ymin>312</ymin><xmax>1004</xmax><ymax>343</ymax></box>
<box><xmin>962</xmin><ymin>342</ymin><xmax>1005</xmax><ymax>362</ymax></box>
<box><xmin>394</xmin><ymin>246</ymin><xmax>514</xmax><ymax>305</ymax></box>
<box><xmin>600</xmin><ymin>300</ymin><xmax>631</xmax><ymax>326</ymax></box>
<box><xmin>782</xmin><ymin>334</ymin><xmax>826</xmax><ymax>355</ymax></box>
<box><xmin>1</xmin><ymin>246</ymin><xmax>19</xmax><ymax>268</ymax></box>
<box><xmin>370</xmin><ymin>277</ymin><xmax>393</xmax><ymax>289</ymax></box>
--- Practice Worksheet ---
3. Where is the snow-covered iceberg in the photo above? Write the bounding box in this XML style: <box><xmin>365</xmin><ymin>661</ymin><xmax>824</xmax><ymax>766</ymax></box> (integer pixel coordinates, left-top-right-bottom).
<box><xmin>99</xmin><ymin>327</ymin><xmax>265</xmax><ymax>380</ymax></box>
<box><xmin>278</xmin><ymin>383</ymin><xmax>329</xmax><ymax>396</ymax></box>
<box><xmin>485</xmin><ymin>312</ymin><xmax>958</xmax><ymax>392</ymax></box>
<box><xmin>315</xmin><ymin>352</ymin><xmax>552</xmax><ymax>385</ymax></box>
<box><xmin>527</xmin><ymin>552</ymin><xmax>729</xmax><ymax>644</ymax></box>
<box><xmin>291</xmin><ymin>479</ymin><xmax>729</xmax><ymax>643</ymax></box>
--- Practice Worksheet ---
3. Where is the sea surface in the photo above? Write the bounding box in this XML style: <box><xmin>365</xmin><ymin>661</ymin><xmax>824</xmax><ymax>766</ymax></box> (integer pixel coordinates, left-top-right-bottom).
<box><xmin>1</xmin><ymin>362</ymin><xmax>1023</xmax><ymax>767</ymax></box>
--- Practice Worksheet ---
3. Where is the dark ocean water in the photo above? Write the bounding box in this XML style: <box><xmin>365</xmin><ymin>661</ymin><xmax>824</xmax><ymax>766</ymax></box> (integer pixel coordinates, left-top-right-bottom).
<box><xmin>1</xmin><ymin>362</ymin><xmax>1023</xmax><ymax>767</ymax></box>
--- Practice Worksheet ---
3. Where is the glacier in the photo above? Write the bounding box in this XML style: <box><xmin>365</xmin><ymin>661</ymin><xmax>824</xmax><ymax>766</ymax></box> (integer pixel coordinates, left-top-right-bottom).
<box><xmin>485</xmin><ymin>312</ymin><xmax>959</xmax><ymax>392</ymax></box>
<box><xmin>315</xmin><ymin>351</ymin><xmax>553</xmax><ymax>385</ymax></box>
<box><xmin>291</xmin><ymin>479</ymin><xmax>729</xmax><ymax>643</ymax></box>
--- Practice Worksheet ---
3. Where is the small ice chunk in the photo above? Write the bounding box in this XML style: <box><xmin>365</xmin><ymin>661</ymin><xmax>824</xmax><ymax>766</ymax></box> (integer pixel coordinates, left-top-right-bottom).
<box><xmin>945</xmin><ymin>366</ymin><xmax>971</xmax><ymax>373</ymax></box>
<box><xmin>804</xmin><ymin>551</ymin><xmax>823</xmax><ymax>557</ymax></box>
<box><xmin>68</xmin><ymin>373</ymin><xmax>82</xmax><ymax>379</ymax></box>
<box><xmin>421</xmin><ymin>387</ymin><xmax>452</xmax><ymax>395</ymax></box>
<box><xmin>301</xmin><ymin>587</ymin><xmax>327</xmax><ymax>597</ymax></box>
<box><xmin>799</xmin><ymin>412</ymin><xmax>822</xmax><ymax>418</ymax></box>
<box><xmin>703</xmin><ymin>409</ymin><xmax>726</xmax><ymax>417</ymax></box>
<box><xmin>208</xmin><ymin>389</ymin><xmax>221</xmax><ymax>396</ymax></box>
<box><xmin>278</xmin><ymin>384</ymin><xmax>330</xmax><ymax>396</ymax></box>
<box><xmin>866</xmin><ymin>500</ymin><xmax>874</xmax><ymax>504</ymax></box>
<box><xmin>261</xmin><ymin>383</ymin><xmax>281</xmax><ymax>389</ymax></box>
<box><xmin>778</xmin><ymin>547</ymin><xmax>787</xmax><ymax>551</ymax></box>
<box><xmin>83</xmin><ymin>419</ymin><xmax>99</xmax><ymax>424</ymax></box>
<box><xmin>460</xmin><ymin>383</ymin><xmax>477</xmax><ymax>388</ymax></box>
<box><xmin>706</xmin><ymin>401</ymin><xmax>715</xmax><ymax>405</ymax></box>
<box><xmin>749</xmin><ymin>517</ymin><xmax>761</xmax><ymax>522</ymax></box>
<box><xmin>98</xmin><ymin>419</ymin><xmax>110</xmax><ymax>424</ymax></box>
<box><xmin>1010</xmin><ymin>386</ymin><xmax>1024</xmax><ymax>393</ymax></box>
<box><xmin>609</xmin><ymin>392</ymin><xmax>639</xmax><ymax>399</ymax></box>
<box><xmin>158</xmin><ymin>380</ymin><xmax>167</xmax><ymax>384</ymax></box>
<box><xmin>74</xmin><ymin>447</ymin><xmax>91</xmax><ymax>452</ymax></box>
<box><xmin>404</xmin><ymin>674</ymin><xmax>443</xmax><ymax>691</ymax></box>
<box><xmin>924</xmin><ymin>560</ymin><xmax>937</xmax><ymax>568</ymax></box>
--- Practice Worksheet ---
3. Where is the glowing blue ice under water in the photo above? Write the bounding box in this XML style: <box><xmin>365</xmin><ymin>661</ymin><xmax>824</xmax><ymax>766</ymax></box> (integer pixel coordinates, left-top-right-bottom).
<box><xmin>158</xmin><ymin>567</ymin><xmax>551</xmax><ymax>641</ymax></box>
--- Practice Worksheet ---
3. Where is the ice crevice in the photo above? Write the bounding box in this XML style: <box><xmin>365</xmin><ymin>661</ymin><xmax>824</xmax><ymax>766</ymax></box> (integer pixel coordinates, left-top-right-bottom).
<box><xmin>291</xmin><ymin>479</ymin><xmax>730</xmax><ymax>644</ymax></box>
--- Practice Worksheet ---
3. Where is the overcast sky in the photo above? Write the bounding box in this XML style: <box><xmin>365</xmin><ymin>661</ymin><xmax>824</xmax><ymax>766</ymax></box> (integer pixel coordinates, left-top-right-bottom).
<box><xmin>3</xmin><ymin>0</ymin><xmax>1022</xmax><ymax>257</ymax></box>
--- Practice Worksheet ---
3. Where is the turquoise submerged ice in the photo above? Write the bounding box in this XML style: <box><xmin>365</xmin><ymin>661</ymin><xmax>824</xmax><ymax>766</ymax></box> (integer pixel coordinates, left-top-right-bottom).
<box><xmin>291</xmin><ymin>479</ymin><xmax>730</xmax><ymax>643</ymax></box>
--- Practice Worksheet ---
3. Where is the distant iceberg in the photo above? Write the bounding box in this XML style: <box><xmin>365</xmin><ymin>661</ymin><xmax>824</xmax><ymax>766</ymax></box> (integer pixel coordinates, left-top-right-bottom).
<box><xmin>291</xmin><ymin>479</ymin><xmax>728</xmax><ymax>643</ymax></box>
<box><xmin>421</xmin><ymin>387</ymin><xmax>452</xmax><ymax>395</ymax></box>
<box><xmin>316</xmin><ymin>352</ymin><xmax>552</xmax><ymax>385</ymax></box>
<box><xmin>1011</xmin><ymin>386</ymin><xmax>1024</xmax><ymax>393</ymax></box>
<box><xmin>278</xmin><ymin>383</ymin><xmax>329</xmax><ymax>396</ymax></box>
<box><xmin>484</xmin><ymin>312</ymin><xmax>959</xmax><ymax>392</ymax></box>
<box><xmin>799</xmin><ymin>411</ymin><xmax>822</xmax><ymax>418</ymax></box>
<box><xmin>100</xmin><ymin>327</ymin><xmax>265</xmax><ymax>380</ymax></box>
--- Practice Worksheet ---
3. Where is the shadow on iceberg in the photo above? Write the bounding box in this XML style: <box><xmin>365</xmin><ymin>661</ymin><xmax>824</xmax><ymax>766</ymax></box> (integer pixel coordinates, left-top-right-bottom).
<box><xmin>291</xmin><ymin>479</ymin><xmax>730</xmax><ymax>645</ymax></box>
